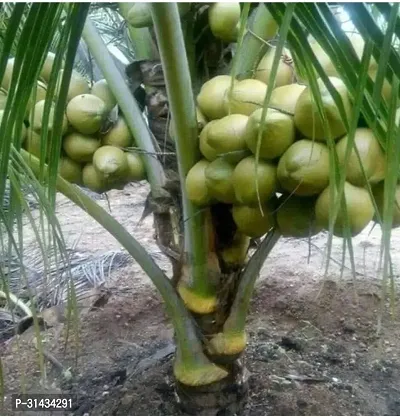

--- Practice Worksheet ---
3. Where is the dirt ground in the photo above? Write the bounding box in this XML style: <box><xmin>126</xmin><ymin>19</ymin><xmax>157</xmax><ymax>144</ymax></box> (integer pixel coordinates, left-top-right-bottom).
<box><xmin>1</xmin><ymin>182</ymin><xmax>400</xmax><ymax>416</ymax></box>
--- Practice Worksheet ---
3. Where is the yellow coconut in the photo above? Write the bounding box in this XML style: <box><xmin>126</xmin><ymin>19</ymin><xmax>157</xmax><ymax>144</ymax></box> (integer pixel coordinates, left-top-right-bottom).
<box><xmin>255</xmin><ymin>46</ymin><xmax>294</xmax><ymax>87</ymax></box>
<box><xmin>336</xmin><ymin>128</ymin><xmax>386</xmax><ymax>187</ymax></box>
<box><xmin>373</xmin><ymin>182</ymin><xmax>400</xmax><ymax>228</ymax></box>
<box><xmin>269</xmin><ymin>84</ymin><xmax>306</xmax><ymax>114</ymax></box>
<box><xmin>29</xmin><ymin>100</ymin><xmax>68</xmax><ymax>135</ymax></box>
<box><xmin>232</xmin><ymin>204</ymin><xmax>275</xmax><ymax>238</ymax></box>
<box><xmin>102</xmin><ymin>116</ymin><xmax>133</xmax><ymax>148</ymax></box>
<box><xmin>197</xmin><ymin>75</ymin><xmax>234</xmax><ymax>120</ymax></box>
<box><xmin>199</xmin><ymin>120</ymin><xmax>219</xmax><ymax>161</ymax></box>
<box><xmin>125</xmin><ymin>152</ymin><xmax>146</xmax><ymax>182</ymax></box>
<box><xmin>57</xmin><ymin>69</ymin><xmax>90</xmax><ymax>103</ymax></box>
<box><xmin>208</xmin><ymin>2</ymin><xmax>241</xmax><ymax>43</ymax></box>
<box><xmin>232</xmin><ymin>156</ymin><xmax>277</xmax><ymax>206</ymax></box>
<box><xmin>277</xmin><ymin>139</ymin><xmax>330</xmax><ymax>196</ymax></box>
<box><xmin>58</xmin><ymin>156</ymin><xmax>82</xmax><ymax>184</ymax></box>
<box><xmin>244</xmin><ymin>108</ymin><xmax>295</xmax><ymax>160</ymax></box>
<box><xmin>204</xmin><ymin>158</ymin><xmax>237</xmax><ymax>204</ymax></box>
<box><xmin>294</xmin><ymin>76</ymin><xmax>352</xmax><ymax>141</ymax></box>
<box><xmin>92</xmin><ymin>145</ymin><xmax>129</xmax><ymax>181</ymax></box>
<box><xmin>66</xmin><ymin>94</ymin><xmax>107</xmax><ymax>135</ymax></box>
<box><xmin>82</xmin><ymin>163</ymin><xmax>110</xmax><ymax>194</ymax></box>
<box><xmin>91</xmin><ymin>79</ymin><xmax>117</xmax><ymax>112</ymax></box>
<box><xmin>39</xmin><ymin>52</ymin><xmax>64</xmax><ymax>83</ymax></box>
<box><xmin>220</xmin><ymin>232</ymin><xmax>250</xmax><ymax>269</ymax></box>
<box><xmin>186</xmin><ymin>159</ymin><xmax>214</xmax><ymax>206</ymax></box>
<box><xmin>315</xmin><ymin>181</ymin><xmax>374</xmax><ymax>237</ymax></box>
<box><xmin>62</xmin><ymin>132</ymin><xmax>101</xmax><ymax>163</ymax></box>
<box><xmin>276</xmin><ymin>194</ymin><xmax>321</xmax><ymax>237</ymax></box>
<box><xmin>223</xmin><ymin>79</ymin><xmax>268</xmax><ymax>116</ymax></box>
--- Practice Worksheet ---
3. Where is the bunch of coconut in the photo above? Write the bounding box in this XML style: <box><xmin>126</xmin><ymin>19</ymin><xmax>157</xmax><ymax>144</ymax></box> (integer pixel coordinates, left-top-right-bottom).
<box><xmin>1</xmin><ymin>52</ymin><xmax>147</xmax><ymax>194</ymax></box>
<box><xmin>185</xmin><ymin>43</ymin><xmax>394</xmax><ymax>241</ymax></box>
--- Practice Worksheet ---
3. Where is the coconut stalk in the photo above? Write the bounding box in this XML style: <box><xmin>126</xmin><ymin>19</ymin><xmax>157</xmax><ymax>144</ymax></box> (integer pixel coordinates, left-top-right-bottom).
<box><xmin>150</xmin><ymin>3</ymin><xmax>216</xmax><ymax>316</ymax></box>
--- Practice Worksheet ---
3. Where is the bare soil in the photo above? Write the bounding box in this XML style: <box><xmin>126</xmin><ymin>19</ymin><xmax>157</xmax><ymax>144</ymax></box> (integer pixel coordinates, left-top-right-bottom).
<box><xmin>1</xmin><ymin>182</ymin><xmax>400</xmax><ymax>416</ymax></box>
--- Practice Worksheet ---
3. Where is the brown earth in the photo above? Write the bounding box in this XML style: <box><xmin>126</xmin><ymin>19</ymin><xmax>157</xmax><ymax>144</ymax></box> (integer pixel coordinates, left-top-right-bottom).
<box><xmin>1</xmin><ymin>182</ymin><xmax>400</xmax><ymax>416</ymax></box>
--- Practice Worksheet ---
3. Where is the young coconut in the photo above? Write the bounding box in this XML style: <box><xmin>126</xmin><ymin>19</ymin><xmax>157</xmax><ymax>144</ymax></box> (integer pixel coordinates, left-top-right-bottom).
<box><xmin>204</xmin><ymin>157</ymin><xmax>237</xmax><ymax>204</ymax></box>
<box><xmin>186</xmin><ymin>159</ymin><xmax>214</xmax><ymax>206</ymax></box>
<box><xmin>223</xmin><ymin>79</ymin><xmax>268</xmax><ymax>116</ymax></box>
<box><xmin>276</xmin><ymin>194</ymin><xmax>321</xmax><ymax>237</ymax></box>
<box><xmin>254</xmin><ymin>46</ymin><xmax>294</xmax><ymax>87</ymax></box>
<box><xmin>62</xmin><ymin>132</ymin><xmax>101</xmax><ymax>163</ymax></box>
<box><xmin>244</xmin><ymin>108</ymin><xmax>295</xmax><ymax>160</ymax></box>
<box><xmin>125</xmin><ymin>152</ymin><xmax>146</xmax><ymax>182</ymax></box>
<box><xmin>269</xmin><ymin>84</ymin><xmax>306</xmax><ymax>114</ymax></box>
<box><xmin>336</xmin><ymin>128</ymin><xmax>386</xmax><ymax>187</ymax></box>
<box><xmin>277</xmin><ymin>139</ymin><xmax>330</xmax><ymax>196</ymax></box>
<box><xmin>91</xmin><ymin>79</ymin><xmax>117</xmax><ymax>113</ymax></box>
<box><xmin>232</xmin><ymin>204</ymin><xmax>275</xmax><ymax>238</ymax></box>
<box><xmin>197</xmin><ymin>75</ymin><xmax>234</xmax><ymax>120</ymax></box>
<box><xmin>57</xmin><ymin>69</ymin><xmax>90</xmax><ymax>102</ymax></box>
<box><xmin>199</xmin><ymin>120</ymin><xmax>219</xmax><ymax>161</ymax></box>
<box><xmin>206</xmin><ymin>114</ymin><xmax>250</xmax><ymax>164</ymax></box>
<box><xmin>208</xmin><ymin>2</ymin><xmax>241</xmax><ymax>43</ymax></box>
<box><xmin>315</xmin><ymin>181</ymin><xmax>374</xmax><ymax>237</ymax></box>
<box><xmin>82</xmin><ymin>163</ymin><xmax>110</xmax><ymax>194</ymax></box>
<box><xmin>66</xmin><ymin>94</ymin><xmax>107</xmax><ymax>135</ymax></box>
<box><xmin>102</xmin><ymin>116</ymin><xmax>133</xmax><ymax>148</ymax></box>
<box><xmin>232</xmin><ymin>156</ymin><xmax>277</xmax><ymax>206</ymax></box>
<box><xmin>58</xmin><ymin>156</ymin><xmax>83</xmax><ymax>184</ymax></box>
<box><xmin>92</xmin><ymin>145</ymin><xmax>129</xmax><ymax>183</ymax></box>
<box><xmin>294</xmin><ymin>76</ymin><xmax>352</xmax><ymax>142</ymax></box>
<box><xmin>372</xmin><ymin>182</ymin><xmax>400</xmax><ymax>228</ymax></box>
<box><xmin>29</xmin><ymin>100</ymin><xmax>68</xmax><ymax>135</ymax></box>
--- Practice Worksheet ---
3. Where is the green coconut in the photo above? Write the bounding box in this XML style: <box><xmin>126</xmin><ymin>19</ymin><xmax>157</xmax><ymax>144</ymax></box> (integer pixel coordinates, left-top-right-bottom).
<box><xmin>58</xmin><ymin>156</ymin><xmax>82</xmax><ymax>184</ymax></box>
<box><xmin>186</xmin><ymin>159</ymin><xmax>214</xmax><ymax>206</ymax></box>
<box><xmin>220</xmin><ymin>231</ymin><xmax>250</xmax><ymax>269</ymax></box>
<box><xmin>316</xmin><ymin>182</ymin><xmax>374</xmax><ymax>237</ymax></box>
<box><xmin>197</xmin><ymin>75</ymin><xmax>234</xmax><ymax>120</ymax></box>
<box><xmin>269</xmin><ymin>84</ymin><xmax>306</xmax><ymax>114</ymax></box>
<box><xmin>254</xmin><ymin>46</ymin><xmax>294</xmax><ymax>87</ymax></box>
<box><xmin>82</xmin><ymin>163</ymin><xmax>110</xmax><ymax>194</ymax></box>
<box><xmin>92</xmin><ymin>145</ymin><xmax>129</xmax><ymax>181</ymax></box>
<box><xmin>373</xmin><ymin>182</ymin><xmax>400</xmax><ymax>228</ymax></box>
<box><xmin>91</xmin><ymin>79</ymin><xmax>117</xmax><ymax>112</ymax></box>
<box><xmin>204</xmin><ymin>158</ymin><xmax>237</xmax><ymax>204</ymax></box>
<box><xmin>232</xmin><ymin>204</ymin><xmax>275</xmax><ymax>238</ymax></box>
<box><xmin>208</xmin><ymin>2</ymin><xmax>241</xmax><ymax>43</ymax></box>
<box><xmin>62</xmin><ymin>132</ymin><xmax>101</xmax><ymax>163</ymax></box>
<box><xmin>1</xmin><ymin>58</ymin><xmax>15</xmax><ymax>91</ymax></box>
<box><xmin>294</xmin><ymin>76</ymin><xmax>352</xmax><ymax>141</ymax></box>
<box><xmin>276</xmin><ymin>194</ymin><xmax>321</xmax><ymax>237</ymax></box>
<box><xmin>125</xmin><ymin>152</ymin><xmax>146</xmax><ymax>182</ymax></box>
<box><xmin>29</xmin><ymin>100</ymin><xmax>68</xmax><ymax>135</ymax></box>
<box><xmin>244</xmin><ymin>108</ymin><xmax>295</xmax><ymax>160</ymax></box>
<box><xmin>336</xmin><ymin>128</ymin><xmax>386</xmax><ymax>187</ymax></box>
<box><xmin>57</xmin><ymin>69</ymin><xmax>90</xmax><ymax>102</ymax></box>
<box><xmin>223</xmin><ymin>79</ymin><xmax>268</xmax><ymax>116</ymax></box>
<box><xmin>277</xmin><ymin>139</ymin><xmax>330</xmax><ymax>196</ymax></box>
<box><xmin>66</xmin><ymin>94</ymin><xmax>107</xmax><ymax>135</ymax></box>
<box><xmin>232</xmin><ymin>156</ymin><xmax>277</xmax><ymax>206</ymax></box>
<box><xmin>199</xmin><ymin>120</ymin><xmax>219</xmax><ymax>161</ymax></box>
<box><xmin>102</xmin><ymin>116</ymin><xmax>133</xmax><ymax>148</ymax></box>
<box><xmin>39</xmin><ymin>52</ymin><xmax>64</xmax><ymax>83</ymax></box>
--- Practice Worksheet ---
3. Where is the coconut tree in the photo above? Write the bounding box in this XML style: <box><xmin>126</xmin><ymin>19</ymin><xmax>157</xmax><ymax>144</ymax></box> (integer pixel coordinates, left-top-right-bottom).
<box><xmin>1</xmin><ymin>2</ymin><xmax>400</xmax><ymax>414</ymax></box>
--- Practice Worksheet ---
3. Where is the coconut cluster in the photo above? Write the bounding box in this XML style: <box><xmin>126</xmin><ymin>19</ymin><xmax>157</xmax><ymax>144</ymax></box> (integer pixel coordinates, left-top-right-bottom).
<box><xmin>185</xmin><ymin>41</ymin><xmax>397</xmax><ymax>239</ymax></box>
<box><xmin>1</xmin><ymin>53</ymin><xmax>146</xmax><ymax>194</ymax></box>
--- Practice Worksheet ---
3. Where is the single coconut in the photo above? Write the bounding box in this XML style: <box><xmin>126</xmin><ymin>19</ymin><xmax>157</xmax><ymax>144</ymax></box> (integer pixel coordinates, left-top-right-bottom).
<box><xmin>254</xmin><ymin>46</ymin><xmax>294</xmax><ymax>87</ymax></box>
<box><xmin>220</xmin><ymin>231</ymin><xmax>250</xmax><ymax>269</ymax></box>
<box><xmin>294</xmin><ymin>76</ymin><xmax>352</xmax><ymax>141</ymax></box>
<box><xmin>40</xmin><ymin>52</ymin><xmax>64</xmax><ymax>83</ymax></box>
<box><xmin>102</xmin><ymin>116</ymin><xmax>133</xmax><ymax>148</ymax></box>
<box><xmin>269</xmin><ymin>84</ymin><xmax>306</xmax><ymax>114</ymax></box>
<box><xmin>204</xmin><ymin>157</ymin><xmax>237</xmax><ymax>204</ymax></box>
<box><xmin>91</xmin><ymin>79</ymin><xmax>117</xmax><ymax>112</ymax></box>
<box><xmin>1</xmin><ymin>58</ymin><xmax>15</xmax><ymax>91</ymax></box>
<box><xmin>125</xmin><ymin>152</ymin><xmax>146</xmax><ymax>182</ymax></box>
<box><xmin>92</xmin><ymin>145</ymin><xmax>129</xmax><ymax>181</ymax></box>
<box><xmin>29</xmin><ymin>100</ymin><xmax>68</xmax><ymax>135</ymax></box>
<box><xmin>82</xmin><ymin>163</ymin><xmax>110</xmax><ymax>194</ymax></box>
<box><xmin>244</xmin><ymin>108</ymin><xmax>295</xmax><ymax>159</ymax></box>
<box><xmin>208</xmin><ymin>2</ymin><xmax>241</xmax><ymax>43</ymax></box>
<box><xmin>232</xmin><ymin>204</ymin><xmax>275</xmax><ymax>238</ymax></box>
<box><xmin>336</xmin><ymin>128</ymin><xmax>386</xmax><ymax>187</ymax></box>
<box><xmin>223</xmin><ymin>79</ymin><xmax>268</xmax><ymax>116</ymax></box>
<box><xmin>62</xmin><ymin>132</ymin><xmax>101</xmax><ymax>162</ymax></box>
<box><xmin>57</xmin><ymin>69</ymin><xmax>90</xmax><ymax>102</ymax></box>
<box><xmin>186</xmin><ymin>159</ymin><xmax>213</xmax><ymax>206</ymax></box>
<box><xmin>232</xmin><ymin>156</ymin><xmax>277</xmax><ymax>206</ymax></box>
<box><xmin>199</xmin><ymin>120</ymin><xmax>219</xmax><ymax>161</ymax></box>
<box><xmin>66</xmin><ymin>94</ymin><xmax>107</xmax><ymax>135</ymax></box>
<box><xmin>316</xmin><ymin>182</ymin><xmax>374</xmax><ymax>237</ymax></box>
<box><xmin>58</xmin><ymin>156</ymin><xmax>82</xmax><ymax>184</ymax></box>
<box><xmin>277</xmin><ymin>139</ymin><xmax>330</xmax><ymax>196</ymax></box>
<box><xmin>197</xmin><ymin>75</ymin><xmax>234</xmax><ymax>120</ymax></box>
<box><xmin>373</xmin><ymin>182</ymin><xmax>400</xmax><ymax>228</ymax></box>
<box><xmin>276</xmin><ymin>194</ymin><xmax>321</xmax><ymax>237</ymax></box>
<box><xmin>206</xmin><ymin>114</ymin><xmax>250</xmax><ymax>163</ymax></box>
